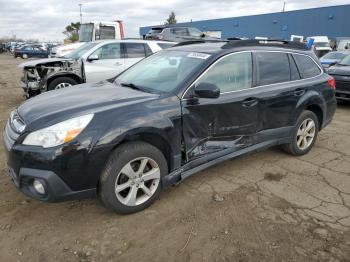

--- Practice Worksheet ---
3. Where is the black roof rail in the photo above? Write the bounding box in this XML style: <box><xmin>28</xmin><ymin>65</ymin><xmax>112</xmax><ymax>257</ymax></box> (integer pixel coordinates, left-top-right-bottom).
<box><xmin>174</xmin><ymin>39</ymin><xmax>225</xmax><ymax>47</ymax></box>
<box><xmin>222</xmin><ymin>39</ymin><xmax>308</xmax><ymax>50</ymax></box>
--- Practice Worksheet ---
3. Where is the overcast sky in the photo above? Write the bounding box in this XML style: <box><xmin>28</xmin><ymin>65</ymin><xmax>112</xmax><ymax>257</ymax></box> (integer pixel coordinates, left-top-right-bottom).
<box><xmin>0</xmin><ymin>0</ymin><xmax>349</xmax><ymax>41</ymax></box>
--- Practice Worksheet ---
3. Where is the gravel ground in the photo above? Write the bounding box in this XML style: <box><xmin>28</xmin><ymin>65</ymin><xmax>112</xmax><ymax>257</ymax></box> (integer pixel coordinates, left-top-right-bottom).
<box><xmin>0</xmin><ymin>53</ymin><xmax>350</xmax><ymax>262</ymax></box>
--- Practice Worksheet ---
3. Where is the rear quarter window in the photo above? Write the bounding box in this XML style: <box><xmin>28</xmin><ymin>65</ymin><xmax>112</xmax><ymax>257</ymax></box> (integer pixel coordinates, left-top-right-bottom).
<box><xmin>293</xmin><ymin>54</ymin><xmax>321</xmax><ymax>79</ymax></box>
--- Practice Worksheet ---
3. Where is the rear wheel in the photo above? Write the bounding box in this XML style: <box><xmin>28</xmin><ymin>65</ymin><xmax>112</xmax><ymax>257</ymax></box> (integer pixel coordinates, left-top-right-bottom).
<box><xmin>99</xmin><ymin>141</ymin><xmax>168</xmax><ymax>214</ymax></box>
<box><xmin>47</xmin><ymin>76</ymin><xmax>78</xmax><ymax>91</ymax></box>
<box><xmin>283</xmin><ymin>110</ymin><xmax>319</xmax><ymax>156</ymax></box>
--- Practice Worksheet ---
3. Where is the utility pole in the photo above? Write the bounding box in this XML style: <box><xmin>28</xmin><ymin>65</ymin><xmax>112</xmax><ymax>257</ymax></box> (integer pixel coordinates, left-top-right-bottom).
<box><xmin>282</xmin><ymin>1</ymin><xmax>286</xmax><ymax>12</ymax></box>
<box><xmin>79</xmin><ymin>4</ymin><xmax>83</xmax><ymax>24</ymax></box>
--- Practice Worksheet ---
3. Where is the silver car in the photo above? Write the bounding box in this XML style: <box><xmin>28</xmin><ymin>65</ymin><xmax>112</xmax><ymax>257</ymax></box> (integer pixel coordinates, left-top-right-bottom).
<box><xmin>18</xmin><ymin>39</ymin><xmax>176</xmax><ymax>97</ymax></box>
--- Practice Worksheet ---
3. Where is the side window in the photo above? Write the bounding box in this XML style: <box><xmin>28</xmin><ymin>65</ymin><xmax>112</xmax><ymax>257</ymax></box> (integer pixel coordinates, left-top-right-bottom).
<box><xmin>256</xmin><ymin>52</ymin><xmax>290</xmax><ymax>85</ymax></box>
<box><xmin>170</xmin><ymin>28</ymin><xmax>189</xmax><ymax>36</ymax></box>
<box><xmin>91</xmin><ymin>43</ymin><xmax>121</xmax><ymax>59</ymax></box>
<box><xmin>125</xmin><ymin>43</ymin><xmax>146</xmax><ymax>58</ymax></box>
<box><xmin>188</xmin><ymin>28</ymin><xmax>203</xmax><ymax>37</ymax></box>
<box><xmin>293</xmin><ymin>54</ymin><xmax>321</xmax><ymax>79</ymax></box>
<box><xmin>288</xmin><ymin>54</ymin><xmax>301</xmax><ymax>81</ymax></box>
<box><xmin>196</xmin><ymin>52</ymin><xmax>252</xmax><ymax>93</ymax></box>
<box><xmin>99</xmin><ymin>26</ymin><xmax>115</xmax><ymax>40</ymax></box>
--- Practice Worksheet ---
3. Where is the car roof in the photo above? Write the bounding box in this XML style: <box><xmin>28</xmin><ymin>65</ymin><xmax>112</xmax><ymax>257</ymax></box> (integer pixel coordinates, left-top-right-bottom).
<box><xmin>151</xmin><ymin>25</ymin><xmax>196</xmax><ymax>30</ymax></box>
<box><xmin>169</xmin><ymin>40</ymin><xmax>311</xmax><ymax>55</ymax></box>
<box><xmin>90</xmin><ymin>39</ymin><xmax>177</xmax><ymax>45</ymax></box>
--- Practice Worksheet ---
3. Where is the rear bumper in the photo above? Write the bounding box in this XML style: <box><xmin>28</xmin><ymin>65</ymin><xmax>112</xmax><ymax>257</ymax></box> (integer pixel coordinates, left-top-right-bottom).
<box><xmin>335</xmin><ymin>90</ymin><xmax>350</xmax><ymax>101</ymax></box>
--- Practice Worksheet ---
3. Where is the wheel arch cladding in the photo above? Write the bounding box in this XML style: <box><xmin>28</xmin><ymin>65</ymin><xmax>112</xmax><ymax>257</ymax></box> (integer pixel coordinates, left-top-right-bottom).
<box><xmin>112</xmin><ymin>132</ymin><xmax>173</xmax><ymax>173</ymax></box>
<box><xmin>305</xmin><ymin>104</ymin><xmax>323</xmax><ymax>130</ymax></box>
<box><xmin>47</xmin><ymin>73</ymin><xmax>82</xmax><ymax>87</ymax></box>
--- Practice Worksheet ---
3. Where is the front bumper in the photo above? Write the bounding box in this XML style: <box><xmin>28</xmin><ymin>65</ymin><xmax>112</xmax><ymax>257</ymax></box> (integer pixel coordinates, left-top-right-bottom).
<box><xmin>2</xmin><ymin>119</ymin><xmax>108</xmax><ymax>202</ymax></box>
<box><xmin>6</xmin><ymin>167</ymin><xmax>96</xmax><ymax>202</ymax></box>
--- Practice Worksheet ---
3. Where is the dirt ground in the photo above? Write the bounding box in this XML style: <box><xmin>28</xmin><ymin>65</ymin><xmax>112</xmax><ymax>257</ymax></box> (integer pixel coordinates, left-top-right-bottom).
<box><xmin>0</xmin><ymin>53</ymin><xmax>350</xmax><ymax>262</ymax></box>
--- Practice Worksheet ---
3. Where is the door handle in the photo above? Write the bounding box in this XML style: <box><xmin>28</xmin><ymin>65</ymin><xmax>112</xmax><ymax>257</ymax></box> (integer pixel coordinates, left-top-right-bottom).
<box><xmin>115</xmin><ymin>62</ymin><xmax>123</xmax><ymax>66</ymax></box>
<box><xmin>242</xmin><ymin>97</ymin><xmax>258</xmax><ymax>107</ymax></box>
<box><xmin>294</xmin><ymin>89</ymin><xmax>305</xmax><ymax>96</ymax></box>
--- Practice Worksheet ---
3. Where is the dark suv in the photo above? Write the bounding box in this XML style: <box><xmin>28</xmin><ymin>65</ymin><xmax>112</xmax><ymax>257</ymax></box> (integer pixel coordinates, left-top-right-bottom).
<box><xmin>3</xmin><ymin>40</ymin><xmax>337</xmax><ymax>214</ymax></box>
<box><xmin>145</xmin><ymin>26</ymin><xmax>218</xmax><ymax>42</ymax></box>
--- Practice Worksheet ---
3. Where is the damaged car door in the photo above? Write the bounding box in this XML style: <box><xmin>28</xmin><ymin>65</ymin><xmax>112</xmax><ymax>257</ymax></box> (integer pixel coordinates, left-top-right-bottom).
<box><xmin>181</xmin><ymin>52</ymin><xmax>258</xmax><ymax>162</ymax></box>
<box><xmin>84</xmin><ymin>43</ymin><xmax>124</xmax><ymax>82</ymax></box>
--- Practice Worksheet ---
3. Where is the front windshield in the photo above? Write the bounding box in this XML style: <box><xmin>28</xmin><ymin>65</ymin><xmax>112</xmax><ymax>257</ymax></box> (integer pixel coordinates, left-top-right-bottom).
<box><xmin>79</xmin><ymin>24</ymin><xmax>94</xmax><ymax>42</ymax></box>
<box><xmin>339</xmin><ymin>55</ymin><xmax>350</xmax><ymax>66</ymax></box>
<box><xmin>115</xmin><ymin>50</ymin><xmax>209</xmax><ymax>93</ymax></box>
<box><xmin>64</xmin><ymin>42</ymin><xmax>99</xmax><ymax>60</ymax></box>
<box><xmin>321</xmin><ymin>52</ymin><xmax>347</xmax><ymax>60</ymax></box>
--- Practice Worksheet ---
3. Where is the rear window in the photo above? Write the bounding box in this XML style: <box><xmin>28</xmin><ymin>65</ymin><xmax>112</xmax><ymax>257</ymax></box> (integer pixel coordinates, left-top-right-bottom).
<box><xmin>99</xmin><ymin>26</ymin><xmax>115</xmax><ymax>40</ymax></box>
<box><xmin>293</xmin><ymin>54</ymin><xmax>321</xmax><ymax>79</ymax></box>
<box><xmin>124</xmin><ymin>43</ymin><xmax>147</xmax><ymax>58</ymax></box>
<box><xmin>149</xmin><ymin>28</ymin><xmax>163</xmax><ymax>34</ymax></box>
<box><xmin>256</xmin><ymin>52</ymin><xmax>291</xmax><ymax>85</ymax></box>
<box><xmin>157</xmin><ymin>43</ymin><xmax>176</xmax><ymax>49</ymax></box>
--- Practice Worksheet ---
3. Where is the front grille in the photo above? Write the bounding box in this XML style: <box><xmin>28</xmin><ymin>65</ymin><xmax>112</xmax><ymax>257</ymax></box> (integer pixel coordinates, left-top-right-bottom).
<box><xmin>3</xmin><ymin>112</ymin><xmax>25</xmax><ymax>148</ymax></box>
<box><xmin>335</xmin><ymin>80</ymin><xmax>350</xmax><ymax>92</ymax></box>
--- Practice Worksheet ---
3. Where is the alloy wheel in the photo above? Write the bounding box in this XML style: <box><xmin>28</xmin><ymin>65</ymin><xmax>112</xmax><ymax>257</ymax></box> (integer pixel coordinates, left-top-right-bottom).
<box><xmin>55</xmin><ymin>82</ymin><xmax>72</xmax><ymax>89</ymax></box>
<box><xmin>115</xmin><ymin>157</ymin><xmax>161</xmax><ymax>206</ymax></box>
<box><xmin>296</xmin><ymin>118</ymin><xmax>316</xmax><ymax>151</ymax></box>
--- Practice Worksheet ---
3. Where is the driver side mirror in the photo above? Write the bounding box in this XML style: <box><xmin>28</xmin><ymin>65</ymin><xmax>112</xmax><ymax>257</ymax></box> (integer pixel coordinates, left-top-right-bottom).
<box><xmin>87</xmin><ymin>54</ymin><xmax>99</xmax><ymax>62</ymax></box>
<box><xmin>194</xmin><ymin>82</ymin><xmax>220</xmax><ymax>99</ymax></box>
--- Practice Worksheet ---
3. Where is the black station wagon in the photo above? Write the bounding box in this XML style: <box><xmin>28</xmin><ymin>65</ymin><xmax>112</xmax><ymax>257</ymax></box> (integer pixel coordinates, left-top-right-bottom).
<box><xmin>3</xmin><ymin>40</ymin><xmax>337</xmax><ymax>213</ymax></box>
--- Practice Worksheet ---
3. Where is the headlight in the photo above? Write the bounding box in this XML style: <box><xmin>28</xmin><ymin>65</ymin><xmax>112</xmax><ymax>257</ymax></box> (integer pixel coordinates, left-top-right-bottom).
<box><xmin>23</xmin><ymin>114</ymin><xmax>94</xmax><ymax>148</ymax></box>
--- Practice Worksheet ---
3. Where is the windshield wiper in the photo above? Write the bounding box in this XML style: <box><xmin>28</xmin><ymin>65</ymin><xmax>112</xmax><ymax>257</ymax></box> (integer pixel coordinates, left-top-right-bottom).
<box><xmin>120</xmin><ymin>82</ymin><xmax>144</xmax><ymax>91</ymax></box>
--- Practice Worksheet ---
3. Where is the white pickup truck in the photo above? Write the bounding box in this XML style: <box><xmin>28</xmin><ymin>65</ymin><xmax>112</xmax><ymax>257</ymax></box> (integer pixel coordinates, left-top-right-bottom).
<box><xmin>50</xmin><ymin>21</ymin><xmax>125</xmax><ymax>58</ymax></box>
<box><xmin>307</xmin><ymin>36</ymin><xmax>332</xmax><ymax>57</ymax></box>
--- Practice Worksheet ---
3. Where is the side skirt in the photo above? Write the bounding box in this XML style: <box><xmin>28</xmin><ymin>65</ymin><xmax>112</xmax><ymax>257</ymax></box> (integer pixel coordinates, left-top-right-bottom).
<box><xmin>162</xmin><ymin>138</ymin><xmax>289</xmax><ymax>187</ymax></box>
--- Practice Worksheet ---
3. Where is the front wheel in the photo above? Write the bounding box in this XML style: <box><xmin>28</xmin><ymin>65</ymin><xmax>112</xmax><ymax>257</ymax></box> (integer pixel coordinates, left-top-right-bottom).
<box><xmin>47</xmin><ymin>76</ymin><xmax>78</xmax><ymax>91</ymax></box>
<box><xmin>99</xmin><ymin>142</ymin><xmax>168</xmax><ymax>214</ymax></box>
<box><xmin>282</xmin><ymin>110</ymin><xmax>319</xmax><ymax>156</ymax></box>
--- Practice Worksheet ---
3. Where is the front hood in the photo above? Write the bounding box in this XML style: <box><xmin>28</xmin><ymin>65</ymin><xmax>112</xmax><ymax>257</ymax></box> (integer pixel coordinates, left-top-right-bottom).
<box><xmin>18</xmin><ymin>58</ymin><xmax>72</xmax><ymax>68</ymax></box>
<box><xmin>55</xmin><ymin>42</ymin><xmax>84</xmax><ymax>51</ymax></box>
<box><xmin>17</xmin><ymin>81</ymin><xmax>158</xmax><ymax>129</ymax></box>
<box><xmin>327</xmin><ymin>65</ymin><xmax>350</xmax><ymax>76</ymax></box>
<box><xmin>320</xmin><ymin>59</ymin><xmax>338</xmax><ymax>64</ymax></box>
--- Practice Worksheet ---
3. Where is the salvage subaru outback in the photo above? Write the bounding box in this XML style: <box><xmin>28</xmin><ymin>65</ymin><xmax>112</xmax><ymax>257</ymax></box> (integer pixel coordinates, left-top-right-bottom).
<box><xmin>3</xmin><ymin>40</ymin><xmax>337</xmax><ymax>214</ymax></box>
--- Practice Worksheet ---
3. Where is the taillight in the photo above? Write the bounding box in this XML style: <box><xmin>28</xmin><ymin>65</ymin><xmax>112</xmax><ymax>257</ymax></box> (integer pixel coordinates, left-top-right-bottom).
<box><xmin>327</xmin><ymin>77</ymin><xmax>336</xmax><ymax>90</ymax></box>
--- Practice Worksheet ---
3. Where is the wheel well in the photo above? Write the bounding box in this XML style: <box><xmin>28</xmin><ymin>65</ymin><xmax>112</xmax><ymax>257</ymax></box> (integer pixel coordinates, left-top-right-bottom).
<box><xmin>116</xmin><ymin>133</ymin><xmax>173</xmax><ymax>173</ymax></box>
<box><xmin>47</xmin><ymin>74</ymin><xmax>82</xmax><ymax>89</ymax></box>
<box><xmin>305</xmin><ymin>104</ymin><xmax>323</xmax><ymax>129</ymax></box>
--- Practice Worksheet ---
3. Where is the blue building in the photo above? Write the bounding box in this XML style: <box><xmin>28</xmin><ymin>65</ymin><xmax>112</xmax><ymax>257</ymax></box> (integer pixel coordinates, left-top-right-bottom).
<box><xmin>139</xmin><ymin>4</ymin><xmax>350</xmax><ymax>40</ymax></box>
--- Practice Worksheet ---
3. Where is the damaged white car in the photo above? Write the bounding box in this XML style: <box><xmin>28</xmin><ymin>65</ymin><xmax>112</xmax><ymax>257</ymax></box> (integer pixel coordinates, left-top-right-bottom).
<box><xmin>19</xmin><ymin>39</ymin><xmax>176</xmax><ymax>97</ymax></box>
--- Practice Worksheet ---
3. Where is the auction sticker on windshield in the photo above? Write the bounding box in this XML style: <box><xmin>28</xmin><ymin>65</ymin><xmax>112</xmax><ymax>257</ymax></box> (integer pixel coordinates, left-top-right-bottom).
<box><xmin>187</xmin><ymin>52</ymin><xmax>211</xmax><ymax>59</ymax></box>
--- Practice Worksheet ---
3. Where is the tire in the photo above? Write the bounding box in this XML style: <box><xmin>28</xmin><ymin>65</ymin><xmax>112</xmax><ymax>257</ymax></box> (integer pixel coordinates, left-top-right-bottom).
<box><xmin>99</xmin><ymin>141</ymin><xmax>168</xmax><ymax>214</ymax></box>
<box><xmin>47</xmin><ymin>76</ymin><xmax>78</xmax><ymax>91</ymax></box>
<box><xmin>282</xmin><ymin>110</ymin><xmax>319</xmax><ymax>156</ymax></box>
